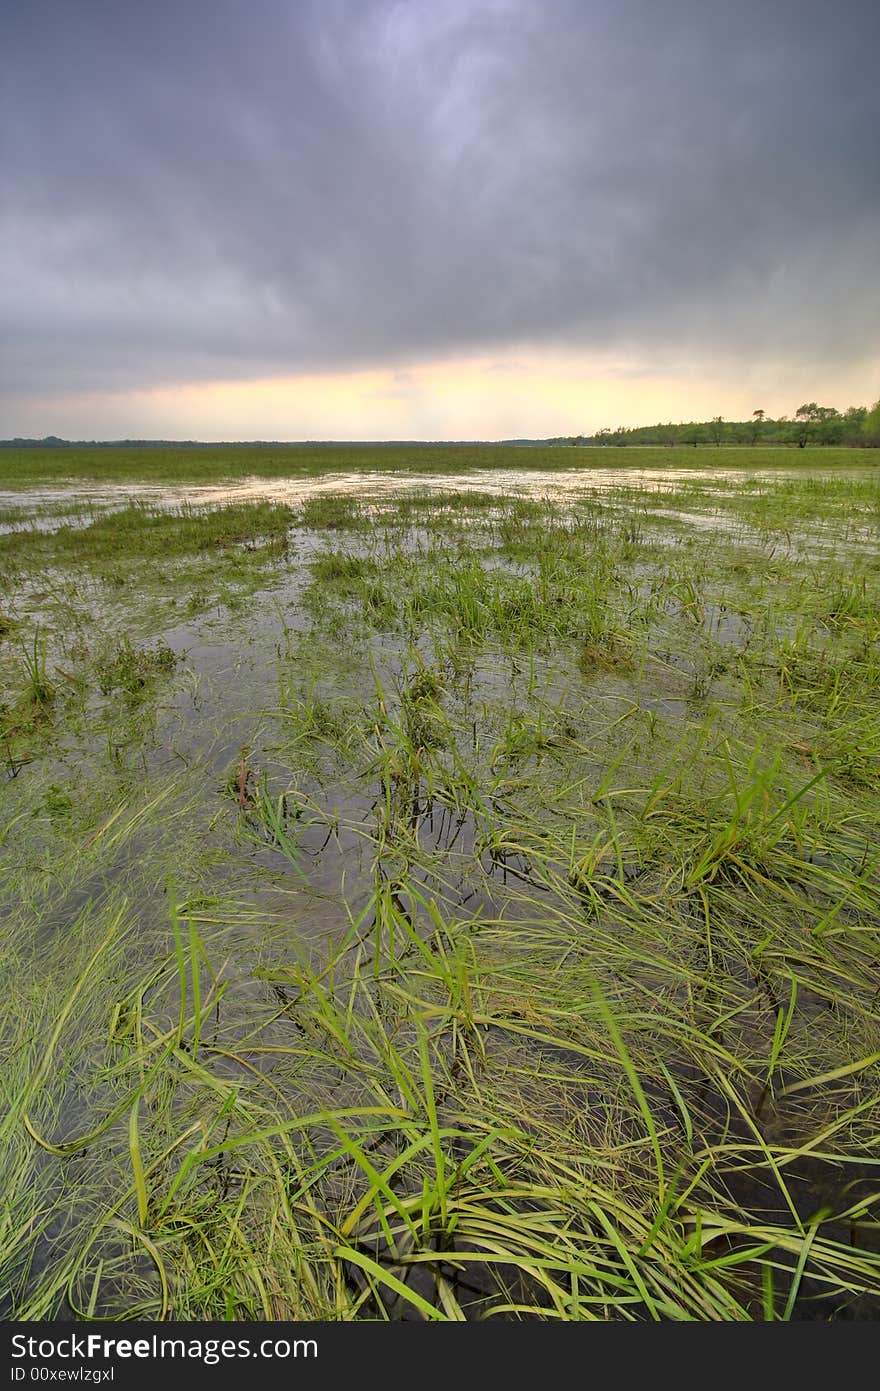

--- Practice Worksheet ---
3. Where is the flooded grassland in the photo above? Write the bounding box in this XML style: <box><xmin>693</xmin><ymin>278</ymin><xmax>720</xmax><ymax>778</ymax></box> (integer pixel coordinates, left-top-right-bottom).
<box><xmin>1</xmin><ymin>451</ymin><xmax>879</xmax><ymax>1321</ymax></box>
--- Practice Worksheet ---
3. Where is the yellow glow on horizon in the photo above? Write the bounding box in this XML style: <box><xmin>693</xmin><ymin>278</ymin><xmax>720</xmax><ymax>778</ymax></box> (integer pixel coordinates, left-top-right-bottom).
<box><xmin>18</xmin><ymin>348</ymin><xmax>880</xmax><ymax>441</ymax></box>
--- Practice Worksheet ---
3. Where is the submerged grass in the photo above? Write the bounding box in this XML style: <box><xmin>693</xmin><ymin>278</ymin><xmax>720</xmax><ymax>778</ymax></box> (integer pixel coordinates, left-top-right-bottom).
<box><xmin>0</xmin><ymin>499</ymin><xmax>292</xmax><ymax>569</ymax></box>
<box><xmin>0</xmin><ymin>443</ymin><xmax>877</xmax><ymax>489</ymax></box>
<box><xmin>1</xmin><ymin>457</ymin><xmax>879</xmax><ymax>1321</ymax></box>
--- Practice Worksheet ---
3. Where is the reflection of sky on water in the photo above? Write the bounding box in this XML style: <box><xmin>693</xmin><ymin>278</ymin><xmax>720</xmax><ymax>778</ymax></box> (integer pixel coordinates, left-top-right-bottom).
<box><xmin>1</xmin><ymin>465</ymin><xmax>876</xmax><ymax>554</ymax></box>
<box><xmin>3</xmin><ymin>463</ymin><xmax>876</xmax><ymax>510</ymax></box>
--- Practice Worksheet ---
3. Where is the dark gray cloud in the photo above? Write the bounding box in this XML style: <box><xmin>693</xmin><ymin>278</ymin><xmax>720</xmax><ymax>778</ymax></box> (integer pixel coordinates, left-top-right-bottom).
<box><xmin>2</xmin><ymin>0</ymin><xmax>878</xmax><ymax>400</ymax></box>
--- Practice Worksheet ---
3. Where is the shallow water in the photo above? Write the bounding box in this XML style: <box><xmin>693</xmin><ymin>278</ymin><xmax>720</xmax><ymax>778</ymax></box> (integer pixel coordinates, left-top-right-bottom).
<box><xmin>3</xmin><ymin>464</ymin><xmax>879</xmax><ymax>1321</ymax></box>
<box><xmin>4</xmin><ymin>464</ymin><xmax>876</xmax><ymax>567</ymax></box>
<box><xmin>2</xmin><ymin>460</ymin><xmax>876</xmax><ymax>513</ymax></box>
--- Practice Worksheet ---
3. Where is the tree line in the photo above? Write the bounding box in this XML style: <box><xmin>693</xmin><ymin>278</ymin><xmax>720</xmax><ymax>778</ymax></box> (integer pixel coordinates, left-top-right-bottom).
<box><xmin>554</xmin><ymin>398</ymin><xmax>880</xmax><ymax>448</ymax></box>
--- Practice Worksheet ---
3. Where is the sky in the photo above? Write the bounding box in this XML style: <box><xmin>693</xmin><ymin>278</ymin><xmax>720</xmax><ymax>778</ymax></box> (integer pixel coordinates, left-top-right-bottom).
<box><xmin>2</xmin><ymin>0</ymin><xmax>879</xmax><ymax>441</ymax></box>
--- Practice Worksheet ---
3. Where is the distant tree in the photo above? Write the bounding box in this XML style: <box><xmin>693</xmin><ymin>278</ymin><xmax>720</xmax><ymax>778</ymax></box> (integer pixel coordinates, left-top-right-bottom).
<box><xmin>817</xmin><ymin>407</ymin><xmax>844</xmax><ymax>444</ymax></box>
<box><xmin>557</xmin><ymin>402</ymin><xmax>873</xmax><ymax>451</ymax></box>
<box><xmin>863</xmin><ymin>398</ymin><xmax>880</xmax><ymax>443</ymax></box>
<box><xmin>794</xmin><ymin>403</ymin><xmax>818</xmax><ymax>447</ymax></box>
<box><xmin>795</xmin><ymin>403</ymin><xmax>843</xmax><ymax>446</ymax></box>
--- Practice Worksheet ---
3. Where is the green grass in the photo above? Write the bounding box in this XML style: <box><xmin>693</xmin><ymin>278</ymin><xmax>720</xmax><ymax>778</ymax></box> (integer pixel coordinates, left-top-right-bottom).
<box><xmin>1</xmin><ymin>459</ymin><xmax>879</xmax><ymax>1321</ymax></box>
<box><xmin>0</xmin><ymin>443</ymin><xmax>877</xmax><ymax>488</ymax></box>
<box><xmin>0</xmin><ymin>500</ymin><xmax>292</xmax><ymax>569</ymax></box>
<box><xmin>0</xmin><ymin>500</ymin><xmax>296</xmax><ymax>773</ymax></box>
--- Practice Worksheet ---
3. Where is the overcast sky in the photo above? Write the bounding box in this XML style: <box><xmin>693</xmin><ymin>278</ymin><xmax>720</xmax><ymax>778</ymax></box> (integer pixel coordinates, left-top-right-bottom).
<box><xmin>2</xmin><ymin>0</ymin><xmax>878</xmax><ymax>439</ymax></box>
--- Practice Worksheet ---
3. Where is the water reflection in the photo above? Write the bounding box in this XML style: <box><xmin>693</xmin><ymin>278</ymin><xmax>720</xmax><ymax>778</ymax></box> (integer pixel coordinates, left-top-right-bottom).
<box><xmin>2</xmin><ymin>462</ymin><xmax>876</xmax><ymax>516</ymax></box>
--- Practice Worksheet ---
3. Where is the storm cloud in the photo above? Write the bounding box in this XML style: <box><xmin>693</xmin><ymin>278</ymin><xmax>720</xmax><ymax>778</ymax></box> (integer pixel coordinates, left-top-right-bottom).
<box><xmin>2</xmin><ymin>0</ymin><xmax>879</xmax><ymax>404</ymax></box>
